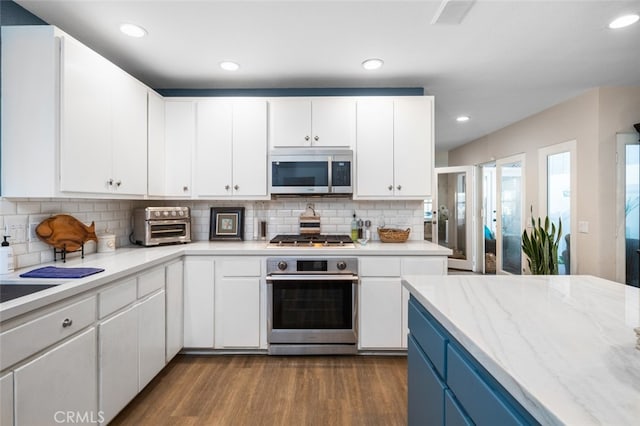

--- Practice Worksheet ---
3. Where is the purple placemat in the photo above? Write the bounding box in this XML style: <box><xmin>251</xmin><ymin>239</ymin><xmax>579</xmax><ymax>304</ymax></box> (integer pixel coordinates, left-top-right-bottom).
<box><xmin>19</xmin><ymin>266</ymin><xmax>105</xmax><ymax>279</ymax></box>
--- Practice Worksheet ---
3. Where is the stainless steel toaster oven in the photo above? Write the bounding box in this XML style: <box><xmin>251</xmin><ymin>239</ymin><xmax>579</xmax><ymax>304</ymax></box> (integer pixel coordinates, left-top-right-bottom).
<box><xmin>132</xmin><ymin>207</ymin><xmax>191</xmax><ymax>246</ymax></box>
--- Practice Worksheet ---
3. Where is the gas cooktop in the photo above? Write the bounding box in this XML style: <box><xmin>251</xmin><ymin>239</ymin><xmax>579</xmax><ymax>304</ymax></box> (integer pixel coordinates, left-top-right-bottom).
<box><xmin>269</xmin><ymin>234</ymin><xmax>354</xmax><ymax>247</ymax></box>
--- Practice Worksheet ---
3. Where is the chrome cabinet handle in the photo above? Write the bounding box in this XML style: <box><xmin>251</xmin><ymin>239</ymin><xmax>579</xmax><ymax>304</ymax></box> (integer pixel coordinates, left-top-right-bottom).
<box><xmin>107</xmin><ymin>178</ymin><xmax>114</xmax><ymax>186</ymax></box>
<box><xmin>225</xmin><ymin>185</ymin><xmax>230</xmax><ymax>190</ymax></box>
<box><xmin>234</xmin><ymin>185</ymin><xmax>239</xmax><ymax>190</ymax></box>
<box><xmin>62</xmin><ymin>318</ymin><xmax>73</xmax><ymax>328</ymax></box>
<box><xmin>314</xmin><ymin>136</ymin><xmax>319</xmax><ymax>141</ymax></box>
<box><xmin>116</xmin><ymin>180</ymin><xmax>122</xmax><ymax>187</ymax></box>
<box><xmin>388</xmin><ymin>185</ymin><xmax>393</xmax><ymax>191</ymax></box>
<box><xmin>183</xmin><ymin>186</ymin><xmax>189</xmax><ymax>192</ymax></box>
<box><xmin>304</xmin><ymin>136</ymin><xmax>310</xmax><ymax>141</ymax></box>
<box><xmin>397</xmin><ymin>185</ymin><xmax>402</xmax><ymax>190</ymax></box>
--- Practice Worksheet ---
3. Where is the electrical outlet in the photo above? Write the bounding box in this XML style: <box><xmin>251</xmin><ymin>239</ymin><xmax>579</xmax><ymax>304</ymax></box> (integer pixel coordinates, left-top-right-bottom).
<box><xmin>29</xmin><ymin>223</ymin><xmax>39</xmax><ymax>241</ymax></box>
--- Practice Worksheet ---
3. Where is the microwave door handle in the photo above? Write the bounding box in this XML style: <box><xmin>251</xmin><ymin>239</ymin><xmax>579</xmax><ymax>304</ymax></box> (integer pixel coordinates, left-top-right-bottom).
<box><xmin>327</xmin><ymin>157</ymin><xmax>333</xmax><ymax>193</ymax></box>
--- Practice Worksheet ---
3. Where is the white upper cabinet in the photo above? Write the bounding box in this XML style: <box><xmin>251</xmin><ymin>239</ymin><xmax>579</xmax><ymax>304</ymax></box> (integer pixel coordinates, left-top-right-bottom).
<box><xmin>60</xmin><ymin>35</ymin><xmax>148</xmax><ymax>195</ymax></box>
<box><xmin>269</xmin><ymin>98</ymin><xmax>355</xmax><ymax>148</ymax></box>
<box><xmin>147</xmin><ymin>90</ymin><xmax>166</xmax><ymax>196</ymax></box>
<box><xmin>195</xmin><ymin>100</ymin><xmax>268</xmax><ymax>198</ymax></box>
<box><xmin>355</xmin><ymin>96</ymin><xmax>434</xmax><ymax>199</ymax></box>
<box><xmin>1</xmin><ymin>25</ymin><xmax>149</xmax><ymax>197</ymax></box>
<box><xmin>164</xmin><ymin>100</ymin><xmax>195</xmax><ymax>197</ymax></box>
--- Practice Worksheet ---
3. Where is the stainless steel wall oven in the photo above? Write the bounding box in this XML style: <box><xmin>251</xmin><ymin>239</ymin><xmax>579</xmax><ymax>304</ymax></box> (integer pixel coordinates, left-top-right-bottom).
<box><xmin>266</xmin><ymin>257</ymin><xmax>358</xmax><ymax>355</ymax></box>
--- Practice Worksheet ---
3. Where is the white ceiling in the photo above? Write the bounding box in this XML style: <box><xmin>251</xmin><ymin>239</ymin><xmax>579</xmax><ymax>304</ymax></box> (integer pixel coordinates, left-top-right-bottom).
<box><xmin>13</xmin><ymin>0</ymin><xmax>640</xmax><ymax>151</ymax></box>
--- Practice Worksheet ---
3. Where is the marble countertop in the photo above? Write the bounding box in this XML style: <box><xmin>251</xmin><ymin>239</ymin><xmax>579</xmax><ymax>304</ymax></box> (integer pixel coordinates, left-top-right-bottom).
<box><xmin>402</xmin><ymin>274</ymin><xmax>640</xmax><ymax>426</ymax></box>
<box><xmin>0</xmin><ymin>240</ymin><xmax>449</xmax><ymax>322</ymax></box>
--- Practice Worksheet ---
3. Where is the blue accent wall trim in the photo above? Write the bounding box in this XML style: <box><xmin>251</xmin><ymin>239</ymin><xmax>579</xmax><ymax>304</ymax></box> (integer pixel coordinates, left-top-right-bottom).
<box><xmin>156</xmin><ymin>87</ymin><xmax>424</xmax><ymax>97</ymax></box>
<box><xmin>0</xmin><ymin>0</ymin><xmax>47</xmax><ymax>25</ymax></box>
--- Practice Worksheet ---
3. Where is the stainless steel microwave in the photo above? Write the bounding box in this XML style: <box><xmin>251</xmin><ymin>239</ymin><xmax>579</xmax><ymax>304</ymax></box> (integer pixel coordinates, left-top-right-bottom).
<box><xmin>269</xmin><ymin>149</ymin><xmax>353</xmax><ymax>195</ymax></box>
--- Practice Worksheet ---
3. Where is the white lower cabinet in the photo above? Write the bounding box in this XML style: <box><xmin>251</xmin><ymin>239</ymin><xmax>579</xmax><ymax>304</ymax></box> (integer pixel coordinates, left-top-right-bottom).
<box><xmin>138</xmin><ymin>290</ymin><xmax>166</xmax><ymax>389</ymax></box>
<box><xmin>14</xmin><ymin>328</ymin><xmax>98</xmax><ymax>426</ymax></box>
<box><xmin>214</xmin><ymin>259</ymin><xmax>261</xmax><ymax>349</ymax></box>
<box><xmin>165</xmin><ymin>260</ymin><xmax>184</xmax><ymax>361</ymax></box>
<box><xmin>183</xmin><ymin>257</ymin><xmax>215</xmax><ymax>348</ymax></box>
<box><xmin>0</xmin><ymin>373</ymin><xmax>13</xmax><ymax>426</ymax></box>
<box><xmin>99</xmin><ymin>305</ymin><xmax>138</xmax><ymax>425</ymax></box>
<box><xmin>359</xmin><ymin>256</ymin><xmax>447</xmax><ymax>350</ymax></box>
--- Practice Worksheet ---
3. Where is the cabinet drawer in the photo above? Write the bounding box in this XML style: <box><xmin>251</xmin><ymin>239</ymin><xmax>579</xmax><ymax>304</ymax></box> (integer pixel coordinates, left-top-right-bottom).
<box><xmin>99</xmin><ymin>277</ymin><xmax>137</xmax><ymax>318</ymax></box>
<box><xmin>408</xmin><ymin>297</ymin><xmax>447</xmax><ymax>378</ymax></box>
<box><xmin>445</xmin><ymin>390</ymin><xmax>474</xmax><ymax>426</ymax></box>
<box><xmin>137</xmin><ymin>267</ymin><xmax>165</xmax><ymax>298</ymax></box>
<box><xmin>408</xmin><ymin>335</ymin><xmax>445</xmax><ymax>426</ymax></box>
<box><xmin>447</xmin><ymin>344</ymin><xmax>526</xmax><ymax>426</ymax></box>
<box><xmin>402</xmin><ymin>257</ymin><xmax>446</xmax><ymax>275</ymax></box>
<box><xmin>359</xmin><ymin>257</ymin><xmax>401</xmax><ymax>277</ymax></box>
<box><xmin>0</xmin><ymin>296</ymin><xmax>96</xmax><ymax>370</ymax></box>
<box><xmin>219</xmin><ymin>259</ymin><xmax>261</xmax><ymax>277</ymax></box>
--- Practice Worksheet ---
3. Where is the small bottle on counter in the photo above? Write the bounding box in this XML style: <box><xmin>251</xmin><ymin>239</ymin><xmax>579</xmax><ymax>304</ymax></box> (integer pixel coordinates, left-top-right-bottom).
<box><xmin>351</xmin><ymin>213</ymin><xmax>358</xmax><ymax>241</ymax></box>
<box><xmin>0</xmin><ymin>236</ymin><xmax>14</xmax><ymax>275</ymax></box>
<box><xmin>364</xmin><ymin>220</ymin><xmax>372</xmax><ymax>241</ymax></box>
<box><xmin>357</xmin><ymin>219</ymin><xmax>364</xmax><ymax>239</ymax></box>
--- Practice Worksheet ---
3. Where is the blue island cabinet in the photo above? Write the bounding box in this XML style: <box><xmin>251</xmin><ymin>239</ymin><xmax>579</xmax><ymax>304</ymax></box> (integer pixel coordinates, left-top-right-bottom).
<box><xmin>407</xmin><ymin>295</ymin><xmax>540</xmax><ymax>426</ymax></box>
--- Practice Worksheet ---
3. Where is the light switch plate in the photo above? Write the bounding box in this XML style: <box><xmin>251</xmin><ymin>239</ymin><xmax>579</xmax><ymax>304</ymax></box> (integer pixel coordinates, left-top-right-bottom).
<box><xmin>578</xmin><ymin>221</ymin><xmax>589</xmax><ymax>233</ymax></box>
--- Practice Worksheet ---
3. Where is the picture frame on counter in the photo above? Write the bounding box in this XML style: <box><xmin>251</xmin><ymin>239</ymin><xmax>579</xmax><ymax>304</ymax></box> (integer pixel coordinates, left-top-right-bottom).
<box><xmin>209</xmin><ymin>207</ymin><xmax>245</xmax><ymax>241</ymax></box>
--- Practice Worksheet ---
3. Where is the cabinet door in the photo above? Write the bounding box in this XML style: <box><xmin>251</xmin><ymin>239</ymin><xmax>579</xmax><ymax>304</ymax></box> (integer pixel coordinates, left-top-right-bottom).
<box><xmin>166</xmin><ymin>260</ymin><xmax>184</xmax><ymax>361</ymax></box>
<box><xmin>60</xmin><ymin>35</ymin><xmax>112</xmax><ymax>193</ymax></box>
<box><xmin>99</xmin><ymin>305</ymin><xmax>138</xmax><ymax>425</ymax></box>
<box><xmin>355</xmin><ymin>99</ymin><xmax>394</xmax><ymax>197</ymax></box>
<box><xmin>269</xmin><ymin>99</ymin><xmax>312</xmax><ymax>147</ymax></box>
<box><xmin>195</xmin><ymin>101</ymin><xmax>233</xmax><ymax>197</ymax></box>
<box><xmin>0</xmin><ymin>372</ymin><xmax>13</xmax><ymax>426</ymax></box>
<box><xmin>148</xmin><ymin>90</ymin><xmax>166</xmax><ymax>196</ymax></box>
<box><xmin>232</xmin><ymin>101</ymin><xmax>268</xmax><ymax>197</ymax></box>
<box><xmin>164</xmin><ymin>101</ymin><xmax>194</xmax><ymax>196</ymax></box>
<box><xmin>359</xmin><ymin>277</ymin><xmax>403</xmax><ymax>349</ymax></box>
<box><xmin>393</xmin><ymin>97</ymin><xmax>433</xmax><ymax>198</ymax></box>
<box><xmin>408</xmin><ymin>335</ymin><xmax>446</xmax><ymax>426</ymax></box>
<box><xmin>138</xmin><ymin>291</ymin><xmax>166</xmax><ymax>390</ymax></box>
<box><xmin>183</xmin><ymin>258</ymin><xmax>215</xmax><ymax>348</ymax></box>
<box><xmin>111</xmin><ymin>68</ymin><xmax>148</xmax><ymax>195</ymax></box>
<box><xmin>311</xmin><ymin>98</ymin><xmax>355</xmax><ymax>147</ymax></box>
<box><xmin>14</xmin><ymin>328</ymin><xmax>97</xmax><ymax>426</ymax></box>
<box><xmin>214</xmin><ymin>277</ymin><xmax>260</xmax><ymax>348</ymax></box>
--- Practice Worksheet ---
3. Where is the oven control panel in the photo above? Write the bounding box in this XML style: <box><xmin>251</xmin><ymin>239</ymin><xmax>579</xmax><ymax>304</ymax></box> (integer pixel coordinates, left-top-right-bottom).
<box><xmin>266</xmin><ymin>257</ymin><xmax>358</xmax><ymax>275</ymax></box>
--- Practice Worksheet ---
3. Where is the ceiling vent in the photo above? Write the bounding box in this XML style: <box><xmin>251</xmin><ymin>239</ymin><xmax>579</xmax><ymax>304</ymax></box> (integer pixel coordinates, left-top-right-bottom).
<box><xmin>431</xmin><ymin>0</ymin><xmax>476</xmax><ymax>25</ymax></box>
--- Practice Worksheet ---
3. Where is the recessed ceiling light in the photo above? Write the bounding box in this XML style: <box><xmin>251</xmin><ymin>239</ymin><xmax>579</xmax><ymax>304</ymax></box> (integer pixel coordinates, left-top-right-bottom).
<box><xmin>608</xmin><ymin>14</ymin><xmax>639</xmax><ymax>29</ymax></box>
<box><xmin>119</xmin><ymin>23</ymin><xmax>147</xmax><ymax>38</ymax></box>
<box><xmin>456</xmin><ymin>115</ymin><xmax>470</xmax><ymax>122</ymax></box>
<box><xmin>220</xmin><ymin>61</ymin><xmax>240</xmax><ymax>71</ymax></box>
<box><xmin>362</xmin><ymin>58</ymin><xmax>384</xmax><ymax>70</ymax></box>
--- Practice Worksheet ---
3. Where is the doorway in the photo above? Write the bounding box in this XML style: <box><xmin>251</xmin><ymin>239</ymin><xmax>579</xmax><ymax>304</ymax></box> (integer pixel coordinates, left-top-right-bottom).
<box><xmin>478</xmin><ymin>163</ymin><xmax>497</xmax><ymax>274</ymax></box>
<box><xmin>539</xmin><ymin>141</ymin><xmax>576</xmax><ymax>275</ymax></box>
<box><xmin>432</xmin><ymin>166</ymin><xmax>475</xmax><ymax>271</ymax></box>
<box><xmin>496</xmin><ymin>154</ymin><xmax>525</xmax><ymax>275</ymax></box>
<box><xmin>616</xmin><ymin>133</ymin><xmax>639</xmax><ymax>287</ymax></box>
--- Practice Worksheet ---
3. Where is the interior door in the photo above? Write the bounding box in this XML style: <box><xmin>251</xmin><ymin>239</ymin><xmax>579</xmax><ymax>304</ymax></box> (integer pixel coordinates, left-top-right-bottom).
<box><xmin>616</xmin><ymin>133</ymin><xmax>640</xmax><ymax>287</ymax></box>
<box><xmin>496</xmin><ymin>154</ymin><xmax>525</xmax><ymax>275</ymax></box>
<box><xmin>432</xmin><ymin>166</ymin><xmax>475</xmax><ymax>271</ymax></box>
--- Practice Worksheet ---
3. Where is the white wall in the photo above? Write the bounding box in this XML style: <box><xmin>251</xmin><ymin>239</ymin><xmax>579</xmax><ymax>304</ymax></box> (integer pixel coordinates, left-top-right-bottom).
<box><xmin>448</xmin><ymin>86</ymin><xmax>640</xmax><ymax>280</ymax></box>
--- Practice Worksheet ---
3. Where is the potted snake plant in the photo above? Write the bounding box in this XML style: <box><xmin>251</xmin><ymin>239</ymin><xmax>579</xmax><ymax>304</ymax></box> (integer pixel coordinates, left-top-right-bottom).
<box><xmin>521</xmin><ymin>207</ymin><xmax>563</xmax><ymax>275</ymax></box>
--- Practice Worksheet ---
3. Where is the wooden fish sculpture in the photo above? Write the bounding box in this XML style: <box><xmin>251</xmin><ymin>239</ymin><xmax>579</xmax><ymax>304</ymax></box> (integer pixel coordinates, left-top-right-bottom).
<box><xmin>36</xmin><ymin>215</ymin><xmax>98</xmax><ymax>251</ymax></box>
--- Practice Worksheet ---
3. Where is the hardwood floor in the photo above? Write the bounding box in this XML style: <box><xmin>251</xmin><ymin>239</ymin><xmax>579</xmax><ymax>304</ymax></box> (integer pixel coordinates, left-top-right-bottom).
<box><xmin>111</xmin><ymin>354</ymin><xmax>408</xmax><ymax>426</ymax></box>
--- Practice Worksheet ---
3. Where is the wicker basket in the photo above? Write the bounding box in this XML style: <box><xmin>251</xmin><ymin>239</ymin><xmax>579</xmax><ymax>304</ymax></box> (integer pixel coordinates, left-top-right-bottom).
<box><xmin>377</xmin><ymin>227</ymin><xmax>411</xmax><ymax>243</ymax></box>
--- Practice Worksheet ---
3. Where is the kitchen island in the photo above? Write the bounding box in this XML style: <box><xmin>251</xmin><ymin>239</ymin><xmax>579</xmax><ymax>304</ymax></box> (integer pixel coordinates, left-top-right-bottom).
<box><xmin>402</xmin><ymin>274</ymin><xmax>640</xmax><ymax>425</ymax></box>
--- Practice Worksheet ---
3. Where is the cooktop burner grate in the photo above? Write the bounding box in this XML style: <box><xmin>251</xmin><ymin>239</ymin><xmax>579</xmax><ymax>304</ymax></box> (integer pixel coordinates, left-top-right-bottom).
<box><xmin>269</xmin><ymin>234</ymin><xmax>354</xmax><ymax>246</ymax></box>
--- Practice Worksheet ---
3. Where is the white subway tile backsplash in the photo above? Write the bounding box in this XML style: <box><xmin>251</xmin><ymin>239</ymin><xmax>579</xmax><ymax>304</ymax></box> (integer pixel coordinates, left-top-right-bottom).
<box><xmin>0</xmin><ymin>197</ymin><xmax>424</xmax><ymax>269</ymax></box>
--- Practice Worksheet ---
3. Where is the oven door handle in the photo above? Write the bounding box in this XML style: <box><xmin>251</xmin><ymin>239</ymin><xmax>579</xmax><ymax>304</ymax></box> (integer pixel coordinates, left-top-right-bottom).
<box><xmin>266</xmin><ymin>274</ymin><xmax>359</xmax><ymax>282</ymax></box>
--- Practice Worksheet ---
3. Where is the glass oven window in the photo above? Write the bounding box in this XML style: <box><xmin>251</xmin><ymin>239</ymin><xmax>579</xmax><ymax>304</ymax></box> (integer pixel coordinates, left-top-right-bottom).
<box><xmin>149</xmin><ymin>223</ymin><xmax>187</xmax><ymax>238</ymax></box>
<box><xmin>272</xmin><ymin>161</ymin><xmax>328</xmax><ymax>187</ymax></box>
<box><xmin>272</xmin><ymin>280</ymin><xmax>353</xmax><ymax>329</ymax></box>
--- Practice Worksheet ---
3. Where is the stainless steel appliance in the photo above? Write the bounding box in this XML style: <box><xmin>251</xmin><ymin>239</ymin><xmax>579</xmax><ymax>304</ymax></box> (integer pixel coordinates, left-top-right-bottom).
<box><xmin>132</xmin><ymin>207</ymin><xmax>191</xmax><ymax>246</ymax></box>
<box><xmin>266</xmin><ymin>255</ymin><xmax>359</xmax><ymax>355</ymax></box>
<box><xmin>270</xmin><ymin>148</ymin><xmax>353</xmax><ymax>195</ymax></box>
